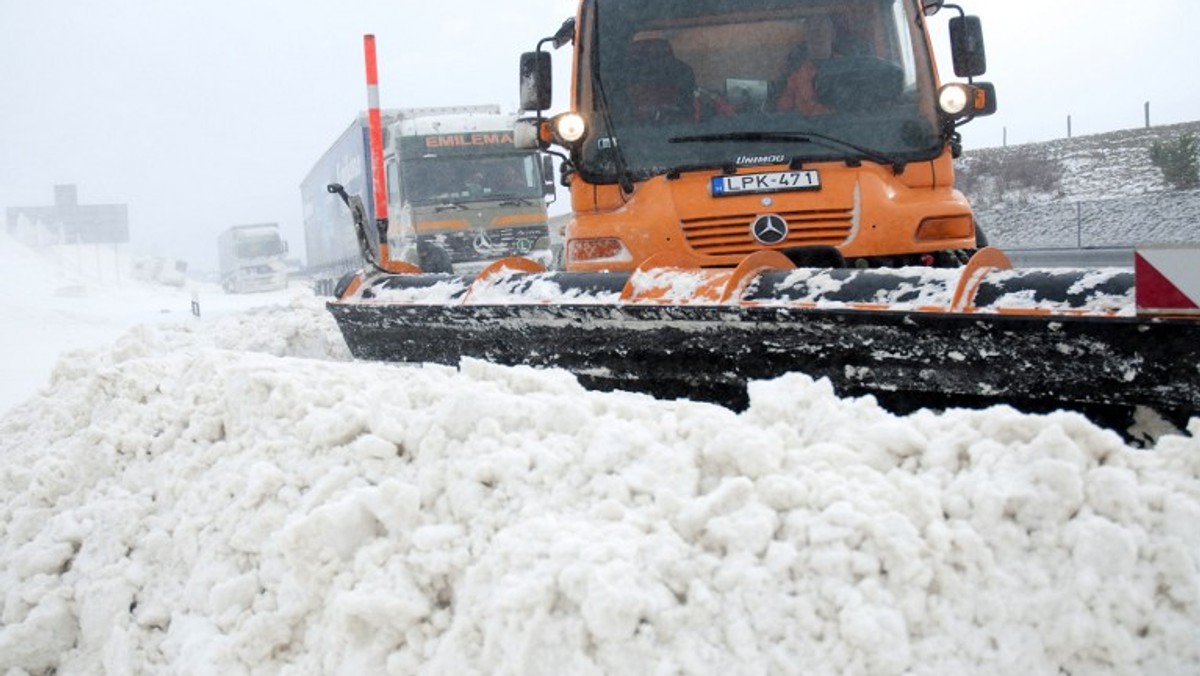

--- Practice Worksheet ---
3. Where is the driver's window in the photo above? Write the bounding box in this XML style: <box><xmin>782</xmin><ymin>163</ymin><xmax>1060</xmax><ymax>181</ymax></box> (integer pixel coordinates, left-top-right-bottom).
<box><xmin>386</xmin><ymin>158</ymin><xmax>403</xmax><ymax>207</ymax></box>
<box><xmin>889</xmin><ymin>0</ymin><xmax>919</xmax><ymax>93</ymax></box>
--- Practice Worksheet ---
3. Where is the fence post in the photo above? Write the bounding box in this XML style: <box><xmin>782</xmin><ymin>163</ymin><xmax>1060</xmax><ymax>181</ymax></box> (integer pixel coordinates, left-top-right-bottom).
<box><xmin>1076</xmin><ymin>202</ymin><xmax>1083</xmax><ymax>249</ymax></box>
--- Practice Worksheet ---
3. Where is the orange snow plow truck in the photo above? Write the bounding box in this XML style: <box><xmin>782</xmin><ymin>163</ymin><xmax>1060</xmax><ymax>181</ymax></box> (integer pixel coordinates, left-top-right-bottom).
<box><xmin>327</xmin><ymin>0</ymin><xmax>1199</xmax><ymax>436</ymax></box>
<box><xmin>527</xmin><ymin>0</ymin><xmax>994</xmax><ymax>272</ymax></box>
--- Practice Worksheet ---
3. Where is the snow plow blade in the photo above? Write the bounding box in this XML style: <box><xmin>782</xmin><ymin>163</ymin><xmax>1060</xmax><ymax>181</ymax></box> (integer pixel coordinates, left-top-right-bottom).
<box><xmin>328</xmin><ymin>251</ymin><xmax>1200</xmax><ymax>431</ymax></box>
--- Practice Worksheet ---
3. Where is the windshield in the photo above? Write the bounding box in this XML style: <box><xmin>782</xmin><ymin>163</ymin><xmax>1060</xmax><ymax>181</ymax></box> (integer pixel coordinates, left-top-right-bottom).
<box><xmin>401</xmin><ymin>154</ymin><xmax>544</xmax><ymax>205</ymax></box>
<box><xmin>236</xmin><ymin>236</ymin><xmax>283</xmax><ymax>258</ymax></box>
<box><xmin>580</xmin><ymin>0</ymin><xmax>942</xmax><ymax>182</ymax></box>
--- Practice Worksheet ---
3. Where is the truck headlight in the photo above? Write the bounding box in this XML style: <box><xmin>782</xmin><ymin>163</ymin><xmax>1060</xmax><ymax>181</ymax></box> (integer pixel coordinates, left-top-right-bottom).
<box><xmin>938</xmin><ymin>84</ymin><xmax>970</xmax><ymax>116</ymax></box>
<box><xmin>938</xmin><ymin>82</ymin><xmax>997</xmax><ymax>119</ymax></box>
<box><xmin>552</xmin><ymin>112</ymin><xmax>587</xmax><ymax>145</ymax></box>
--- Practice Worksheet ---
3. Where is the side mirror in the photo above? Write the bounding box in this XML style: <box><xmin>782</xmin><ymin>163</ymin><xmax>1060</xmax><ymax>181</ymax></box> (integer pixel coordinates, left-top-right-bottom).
<box><xmin>949</xmin><ymin>16</ymin><xmax>987</xmax><ymax>77</ymax></box>
<box><xmin>541</xmin><ymin>155</ymin><xmax>556</xmax><ymax>199</ymax></box>
<box><xmin>520</xmin><ymin>52</ymin><xmax>553</xmax><ymax>111</ymax></box>
<box><xmin>921</xmin><ymin>0</ymin><xmax>943</xmax><ymax>16</ymax></box>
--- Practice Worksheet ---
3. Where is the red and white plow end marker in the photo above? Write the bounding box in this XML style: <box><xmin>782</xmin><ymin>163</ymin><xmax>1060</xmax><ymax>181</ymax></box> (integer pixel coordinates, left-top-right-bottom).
<box><xmin>1135</xmin><ymin>245</ymin><xmax>1200</xmax><ymax>316</ymax></box>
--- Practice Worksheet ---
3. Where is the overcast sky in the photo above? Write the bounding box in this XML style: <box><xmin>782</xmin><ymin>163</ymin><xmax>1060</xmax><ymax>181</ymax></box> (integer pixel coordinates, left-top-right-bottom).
<box><xmin>2</xmin><ymin>0</ymin><xmax>1197</xmax><ymax>271</ymax></box>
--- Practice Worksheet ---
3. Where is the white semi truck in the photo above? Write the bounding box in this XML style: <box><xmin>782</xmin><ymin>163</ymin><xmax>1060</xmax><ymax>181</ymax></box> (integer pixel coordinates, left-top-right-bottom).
<box><xmin>217</xmin><ymin>223</ymin><xmax>288</xmax><ymax>293</ymax></box>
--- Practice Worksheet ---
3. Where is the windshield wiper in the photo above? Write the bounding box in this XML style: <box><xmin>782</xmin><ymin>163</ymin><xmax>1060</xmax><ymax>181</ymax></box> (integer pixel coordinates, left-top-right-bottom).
<box><xmin>669</xmin><ymin>131</ymin><xmax>906</xmax><ymax>173</ymax></box>
<box><xmin>434</xmin><ymin>202</ymin><xmax>470</xmax><ymax>212</ymax></box>
<box><xmin>663</xmin><ymin>162</ymin><xmax>737</xmax><ymax>180</ymax></box>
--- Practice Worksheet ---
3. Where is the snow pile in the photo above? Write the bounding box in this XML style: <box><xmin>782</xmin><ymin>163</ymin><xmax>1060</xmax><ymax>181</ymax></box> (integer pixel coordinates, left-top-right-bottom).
<box><xmin>1</xmin><ymin>299</ymin><xmax>1197</xmax><ymax>674</ymax></box>
<box><xmin>463</xmin><ymin>269</ymin><xmax>622</xmax><ymax>305</ymax></box>
<box><xmin>366</xmin><ymin>278</ymin><xmax>471</xmax><ymax>304</ymax></box>
<box><xmin>365</xmin><ymin>269</ymin><xmax>624</xmax><ymax>305</ymax></box>
<box><xmin>0</xmin><ymin>229</ymin><xmax>304</xmax><ymax>414</ymax></box>
<box><xmin>78</xmin><ymin>294</ymin><xmax>353</xmax><ymax>364</ymax></box>
<box><xmin>626</xmin><ymin>267</ymin><xmax>722</xmax><ymax>303</ymax></box>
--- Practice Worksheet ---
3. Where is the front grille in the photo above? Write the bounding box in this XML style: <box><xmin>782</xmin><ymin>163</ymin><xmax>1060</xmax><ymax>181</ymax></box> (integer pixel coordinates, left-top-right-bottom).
<box><xmin>681</xmin><ymin>209</ymin><xmax>853</xmax><ymax>256</ymax></box>
<box><xmin>422</xmin><ymin>226</ymin><xmax>547</xmax><ymax>263</ymax></box>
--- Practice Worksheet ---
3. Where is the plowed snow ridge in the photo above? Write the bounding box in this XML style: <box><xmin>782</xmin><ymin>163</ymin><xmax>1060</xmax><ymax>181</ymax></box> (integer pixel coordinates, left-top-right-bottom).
<box><xmin>1</xmin><ymin>296</ymin><xmax>1197</xmax><ymax>674</ymax></box>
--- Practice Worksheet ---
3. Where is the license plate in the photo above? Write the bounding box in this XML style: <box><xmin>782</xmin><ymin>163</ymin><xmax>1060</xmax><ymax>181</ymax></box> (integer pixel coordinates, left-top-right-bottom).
<box><xmin>711</xmin><ymin>170</ymin><xmax>821</xmax><ymax>197</ymax></box>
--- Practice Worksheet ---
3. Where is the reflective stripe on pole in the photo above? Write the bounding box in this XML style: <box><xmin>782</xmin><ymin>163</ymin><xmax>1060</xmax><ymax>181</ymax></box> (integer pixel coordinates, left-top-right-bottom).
<box><xmin>363</xmin><ymin>34</ymin><xmax>391</xmax><ymax>262</ymax></box>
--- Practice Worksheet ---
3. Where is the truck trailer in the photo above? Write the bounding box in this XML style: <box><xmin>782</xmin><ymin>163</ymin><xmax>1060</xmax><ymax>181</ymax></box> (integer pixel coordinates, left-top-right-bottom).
<box><xmin>217</xmin><ymin>223</ymin><xmax>288</xmax><ymax>293</ymax></box>
<box><xmin>301</xmin><ymin>106</ymin><xmax>556</xmax><ymax>294</ymax></box>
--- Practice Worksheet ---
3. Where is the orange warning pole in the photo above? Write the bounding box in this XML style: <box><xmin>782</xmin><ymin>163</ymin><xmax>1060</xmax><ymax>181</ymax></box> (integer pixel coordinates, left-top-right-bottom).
<box><xmin>363</xmin><ymin>35</ymin><xmax>392</xmax><ymax>265</ymax></box>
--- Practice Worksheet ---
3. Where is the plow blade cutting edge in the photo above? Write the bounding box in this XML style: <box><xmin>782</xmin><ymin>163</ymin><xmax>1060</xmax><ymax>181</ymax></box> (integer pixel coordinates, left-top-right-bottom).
<box><xmin>328</xmin><ymin>252</ymin><xmax>1200</xmax><ymax>432</ymax></box>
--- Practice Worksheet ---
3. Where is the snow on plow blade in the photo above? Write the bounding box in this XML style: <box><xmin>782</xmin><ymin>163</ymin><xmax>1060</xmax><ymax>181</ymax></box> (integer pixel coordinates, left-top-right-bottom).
<box><xmin>327</xmin><ymin>252</ymin><xmax>1200</xmax><ymax>429</ymax></box>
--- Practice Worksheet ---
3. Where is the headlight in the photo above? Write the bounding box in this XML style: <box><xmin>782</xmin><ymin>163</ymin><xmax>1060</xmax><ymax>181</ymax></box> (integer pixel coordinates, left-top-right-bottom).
<box><xmin>552</xmin><ymin>112</ymin><xmax>587</xmax><ymax>144</ymax></box>
<box><xmin>938</xmin><ymin>84</ymin><xmax>970</xmax><ymax>116</ymax></box>
<box><xmin>938</xmin><ymin>82</ymin><xmax>997</xmax><ymax>119</ymax></box>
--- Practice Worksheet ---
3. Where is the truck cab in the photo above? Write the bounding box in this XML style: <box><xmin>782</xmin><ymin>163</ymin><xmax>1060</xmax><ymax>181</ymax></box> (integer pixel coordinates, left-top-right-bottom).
<box><xmin>519</xmin><ymin>0</ymin><xmax>995</xmax><ymax>272</ymax></box>
<box><xmin>382</xmin><ymin>107</ymin><xmax>557</xmax><ymax>273</ymax></box>
<box><xmin>217</xmin><ymin>224</ymin><xmax>289</xmax><ymax>293</ymax></box>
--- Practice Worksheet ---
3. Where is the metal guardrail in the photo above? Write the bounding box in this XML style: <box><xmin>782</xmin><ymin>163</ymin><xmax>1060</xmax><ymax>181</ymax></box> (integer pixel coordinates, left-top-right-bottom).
<box><xmin>976</xmin><ymin>191</ymin><xmax>1200</xmax><ymax>252</ymax></box>
<box><xmin>1004</xmin><ymin>248</ymin><xmax>1133</xmax><ymax>269</ymax></box>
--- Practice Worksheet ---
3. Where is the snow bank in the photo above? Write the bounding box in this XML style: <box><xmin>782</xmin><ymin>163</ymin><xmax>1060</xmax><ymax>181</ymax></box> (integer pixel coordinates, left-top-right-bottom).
<box><xmin>0</xmin><ymin>230</ymin><xmax>303</xmax><ymax>414</ymax></box>
<box><xmin>1</xmin><ymin>298</ymin><xmax>1198</xmax><ymax>674</ymax></box>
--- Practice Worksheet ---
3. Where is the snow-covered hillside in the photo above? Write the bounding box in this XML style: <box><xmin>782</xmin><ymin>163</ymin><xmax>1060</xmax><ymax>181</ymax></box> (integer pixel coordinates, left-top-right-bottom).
<box><xmin>958</xmin><ymin>121</ymin><xmax>1200</xmax><ymax>249</ymax></box>
<box><xmin>960</xmin><ymin>121</ymin><xmax>1200</xmax><ymax>205</ymax></box>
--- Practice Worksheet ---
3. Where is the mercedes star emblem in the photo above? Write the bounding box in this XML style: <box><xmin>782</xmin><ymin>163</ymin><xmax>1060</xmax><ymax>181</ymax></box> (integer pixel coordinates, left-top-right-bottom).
<box><xmin>751</xmin><ymin>214</ymin><xmax>789</xmax><ymax>245</ymax></box>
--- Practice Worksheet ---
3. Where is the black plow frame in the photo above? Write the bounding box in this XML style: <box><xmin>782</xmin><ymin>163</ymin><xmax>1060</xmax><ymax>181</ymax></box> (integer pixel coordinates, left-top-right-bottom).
<box><xmin>328</xmin><ymin>301</ymin><xmax>1200</xmax><ymax>431</ymax></box>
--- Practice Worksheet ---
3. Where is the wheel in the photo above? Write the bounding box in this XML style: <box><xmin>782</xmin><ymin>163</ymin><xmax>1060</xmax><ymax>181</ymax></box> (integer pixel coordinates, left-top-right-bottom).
<box><xmin>975</xmin><ymin>222</ymin><xmax>990</xmax><ymax>248</ymax></box>
<box><xmin>417</xmin><ymin>242</ymin><xmax>454</xmax><ymax>274</ymax></box>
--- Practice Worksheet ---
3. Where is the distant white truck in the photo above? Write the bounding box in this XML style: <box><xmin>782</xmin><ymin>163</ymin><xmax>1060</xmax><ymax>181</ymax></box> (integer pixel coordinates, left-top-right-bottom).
<box><xmin>217</xmin><ymin>224</ymin><xmax>288</xmax><ymax>293</ymax></box>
